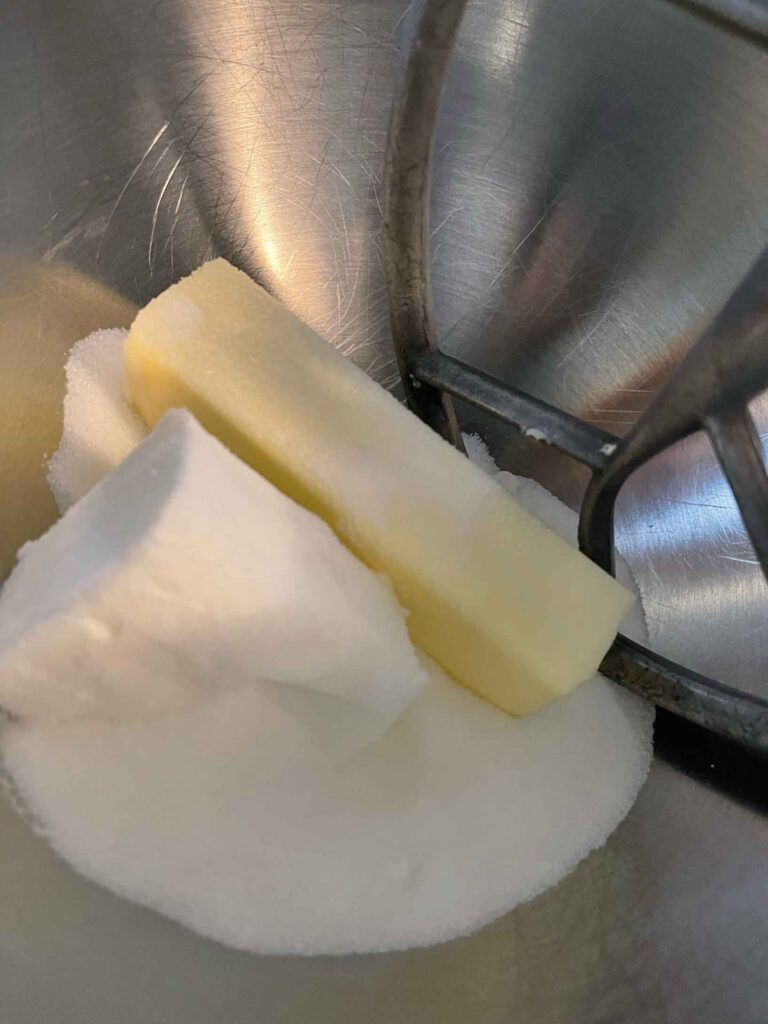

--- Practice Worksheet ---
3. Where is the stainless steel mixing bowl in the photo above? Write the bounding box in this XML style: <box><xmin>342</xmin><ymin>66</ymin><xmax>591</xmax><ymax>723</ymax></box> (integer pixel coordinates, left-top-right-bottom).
<box><xmin>1</xmin><ymin>0</ymin><xmax>766</xmax><ymax>1020</ymax></box>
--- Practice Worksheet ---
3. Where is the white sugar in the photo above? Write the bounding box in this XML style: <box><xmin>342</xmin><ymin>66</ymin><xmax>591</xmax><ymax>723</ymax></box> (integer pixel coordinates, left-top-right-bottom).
<box><xmin>47</xmin><ymin>328</ymin><xmax>145</xmax><ymax>511</ymax></box>
<box><xmin>1</xmin><ymin>412</ymin><xmax>426</xmax><ymax>733</ymax></box>
<box><xmin>461</xmin><ymin>433</ymin><xmax>498</xmax><ymax>476</ymax></box>
<box><xmin>2</xmin><ymin>338</ymin><xmax>653</xmax><ymax>955</ymax></box>
<box><xmin>3</xmin><ymin>644</ymin><xmax>652</xmax><ymax>956</ymax></box>
<box><xmin>2</xmin><ymin>466</ymin><xmax>653</xmax><ymax>955</ymax></box>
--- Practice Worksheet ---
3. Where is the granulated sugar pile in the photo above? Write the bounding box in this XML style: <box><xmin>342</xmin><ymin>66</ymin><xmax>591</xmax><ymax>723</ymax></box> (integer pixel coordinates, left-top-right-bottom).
<box><xmin>1</xmin><ymin>329</ymin><xmax>653</xmax><ymax>956</ymax></box>
<box><xmin>47</xmin><ymin>329</ymin><xmax>145</xmax><ymax>511</ymax></box>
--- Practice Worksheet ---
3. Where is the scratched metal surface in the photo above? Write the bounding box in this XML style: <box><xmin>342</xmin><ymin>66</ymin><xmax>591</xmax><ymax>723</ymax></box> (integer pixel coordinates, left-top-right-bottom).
<box><xmin>1</xmin><ymin>0</ymin><xmax>767</xmax><ymax>1021</ymax></box>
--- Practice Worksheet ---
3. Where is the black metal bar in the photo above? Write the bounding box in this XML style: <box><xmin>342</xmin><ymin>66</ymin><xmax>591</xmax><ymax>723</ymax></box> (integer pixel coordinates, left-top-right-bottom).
<box><xmin>413</xmin><ymin>349</ymin><xmax>619</xmax><ymax>471</ymax></box>
<box><xmin>706</xmin><ymin>407</ymin><xmax>768</xmax><ymax>581</ymax></box>
<box><xmin>603</xmin><ymin>635</ymin><xmax>768</xmax><ymax>755</ymax></box>
<box><xmin>662</xmin><ymin>0</ymin><xmax>768</xmax><ymax>44</ymax></box>
<box><xmin>577</xmin><ymin>473</ymin><xmax>622</xmax><ymax>574</ymax></box>
<box><xmin>383</xmin><ymin>0</ymin><xmax>468</xmax><ymax>451</ymax></box>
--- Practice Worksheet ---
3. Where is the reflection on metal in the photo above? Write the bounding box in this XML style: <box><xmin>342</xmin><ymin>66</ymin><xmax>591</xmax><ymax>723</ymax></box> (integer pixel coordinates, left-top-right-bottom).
<box><xmin>386</xmin><ymin>0</ymin><xmax>768</xmax><ymax>753</ymax></box>
<box><xmin>3</xmin><ymin>0</ymin><xmax>768</xmax><ymax>1016</ymax></box>
<box><xmin>383</xmin><ymin>0</ymin><xmax>466</xmax><ymax>449</ymax></box>
<box><xmin>665</xmin><ymin>0</ymin><xmax>768</xmax><ymax>43</ymax></box>
<box><xmin>580</xmin><ymin>248</ymin><xmax>768</xmax><ymax>578</ymax></box>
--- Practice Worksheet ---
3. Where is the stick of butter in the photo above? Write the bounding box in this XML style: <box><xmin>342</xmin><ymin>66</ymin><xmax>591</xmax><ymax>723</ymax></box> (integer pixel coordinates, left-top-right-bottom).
<box><xmin>124</xmin><ymin>259</ymin><xmax>632</xmax><ymax>715</ymax></box>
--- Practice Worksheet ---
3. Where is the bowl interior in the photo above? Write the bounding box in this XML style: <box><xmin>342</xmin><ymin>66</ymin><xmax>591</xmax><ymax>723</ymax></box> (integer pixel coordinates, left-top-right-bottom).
<box><xmin>1</xmin><ymin>0</ymin><xmax>767</xmax><ymax>1021</ymax></box>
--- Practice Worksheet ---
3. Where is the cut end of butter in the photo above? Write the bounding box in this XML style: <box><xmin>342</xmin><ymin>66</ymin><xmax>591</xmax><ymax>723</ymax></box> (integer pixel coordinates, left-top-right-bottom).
<box><xmin>124</xmin><ymin>258</ymin><xmax>633</xmax><ymax>716</ymax></box>
<box><xmin>0</xmin><ymin>409</ymin><xmax>427</xmax><ymax>731</ymax></box>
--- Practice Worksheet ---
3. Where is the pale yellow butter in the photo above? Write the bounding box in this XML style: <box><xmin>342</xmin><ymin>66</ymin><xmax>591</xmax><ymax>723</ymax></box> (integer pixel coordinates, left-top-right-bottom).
<box><xmin>124</xmin><ymin>259</ymin><xmax>632</xmax><ymax>715</ymax></box>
